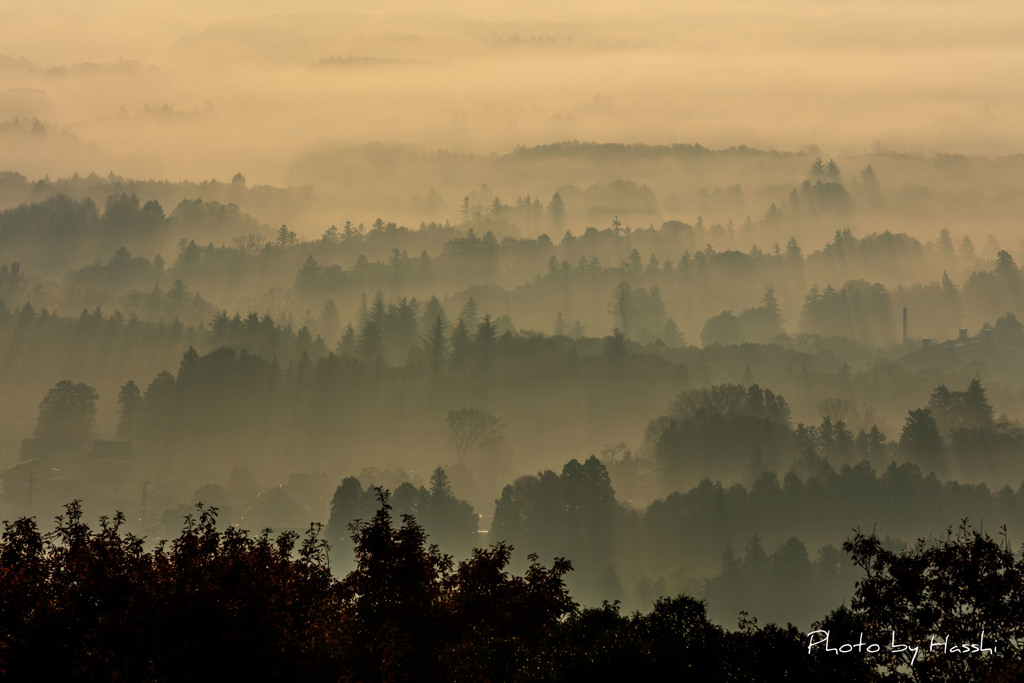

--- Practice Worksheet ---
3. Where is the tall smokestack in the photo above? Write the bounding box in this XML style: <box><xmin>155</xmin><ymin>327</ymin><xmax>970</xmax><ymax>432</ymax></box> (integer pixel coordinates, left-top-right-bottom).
<box><xmin>903</xmin><ymin>307</ymin><xmax>908</xmax><ymax>344</ymax></box>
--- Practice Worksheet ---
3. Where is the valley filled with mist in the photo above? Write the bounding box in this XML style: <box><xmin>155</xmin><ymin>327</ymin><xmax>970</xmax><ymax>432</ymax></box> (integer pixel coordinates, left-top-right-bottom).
<box><xmin>2</xmin><ymin>1</ymin><xmax>1023</xmax><ymax>680</ymax></box>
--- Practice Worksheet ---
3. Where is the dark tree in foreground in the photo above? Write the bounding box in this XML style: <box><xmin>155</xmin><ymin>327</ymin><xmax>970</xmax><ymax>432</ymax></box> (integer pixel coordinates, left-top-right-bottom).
<box><xmin>0</xmin><ymin>495</ymin><xmax>576</xmax><ymax>682</ymax></box>
<box><xmin>18</xmin><ymin>496</ymin><xmax>1012</xmax><ymax>681</ymax></box>
<box><xmin>340</xmin><ymin>492</ymin><xmax>577</xmax><ymax>681</ymax></box>
<box><xmin>0</xmin><ymin>500</ymin><xmax>342</xmax><ymax>681</ymax></box>
<box><xmin>844</xmin><ymin>522</ymin><xmax>1024</xmax><ymax>682</ymax></box>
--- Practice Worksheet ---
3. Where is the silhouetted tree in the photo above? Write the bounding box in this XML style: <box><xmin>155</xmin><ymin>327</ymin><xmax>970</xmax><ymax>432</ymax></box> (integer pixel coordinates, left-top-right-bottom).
<box><xmin>423</xmin><ymin>314</ymin><xmax>448</xmax><ymax>373</ymax></box>
<box><xmin>447</xmin><ymin>408</ymin><xmax>504</xmax><ymax>465</ymax></box>
<box><xmin>845</xmin><ymin>522</ymin><xmax>1024</xmax><ymax>681</ymax></box>
<box><xmin>548</xmin><ymin>192</ymin><xmax>565</xmax><ymax>230</ymax></box>
<box><xmin>899</xmin><ymin>408</ymin><xmax>944</xmax><ymax>470</ymax></box>
<box><xmin>701</xmin><ymin>310</ymin><xmax>745</xmax><ymax>346</ymax></box>
<box><xmin>459</xmin><ymin>296</ymin><xmax>479</xmax><ymax>331</ymax></box>
<box><xmin>34</xmin><ymin>380</ymin><xmax>98</xmax><ymax>439</ymax></box>
<box><xmin>608</xmin><ymin>282</ymin><xmax>634</xmax><ymax>338</ymax></box>
<box><xmin>275</xmin><ymin>224</ymin><xmax>297</xmax><ymax>247</ymax></box>
<box><xmin>116</xmin><ymin>379</ymin><xmax>141</xmax><ymax>440</ymax></box>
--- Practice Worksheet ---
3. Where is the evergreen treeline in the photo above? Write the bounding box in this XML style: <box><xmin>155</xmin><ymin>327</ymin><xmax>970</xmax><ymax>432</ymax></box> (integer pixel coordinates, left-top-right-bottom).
<box><xmin>8</xmin><ymin>289</ymin><xmax>1024</xmax><ymax>488</ymax></box>
<box><xmin>489</xmin><ymin>451</ymin><xmax>1024</xmax><ymax>623</ymax></box>
<box><xmin>119</xmin><ymin>330</ymin><xmax>684</xmax><ymax>477</ymax></box>
<box><xmin>4</xmin><ymin>180</ymin><xmax>1024</xmax><ymax>348</ymax></box>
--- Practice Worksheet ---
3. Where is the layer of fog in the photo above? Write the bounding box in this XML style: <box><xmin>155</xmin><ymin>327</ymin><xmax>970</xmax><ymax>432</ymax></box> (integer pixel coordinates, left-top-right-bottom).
<box><xmin>1</xmin><ymin>0</ymin><xmax>1022</xmax><ymax>189</ymax></box>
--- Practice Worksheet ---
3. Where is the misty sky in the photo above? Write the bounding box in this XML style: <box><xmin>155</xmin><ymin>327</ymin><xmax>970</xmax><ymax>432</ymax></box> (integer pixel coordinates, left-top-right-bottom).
<box><xmin>1</xmin><ymin>0</ymin><xmax>1021</xmax><ymax>185</ymax></box>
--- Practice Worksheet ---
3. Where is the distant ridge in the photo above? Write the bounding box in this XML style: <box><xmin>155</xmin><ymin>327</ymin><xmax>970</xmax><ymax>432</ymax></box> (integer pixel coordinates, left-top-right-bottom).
<box><xmin>510</xmin><ymin>141</ymin><xmax>796</xmax><ymax>159</ymax></box>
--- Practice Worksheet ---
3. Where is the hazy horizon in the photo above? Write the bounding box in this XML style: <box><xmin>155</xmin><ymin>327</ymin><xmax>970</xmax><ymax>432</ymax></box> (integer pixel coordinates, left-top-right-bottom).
<box><xmin>1</xmin><ymin>0</ymin><xmax>1021</xmax><ymax>189</ymax></box>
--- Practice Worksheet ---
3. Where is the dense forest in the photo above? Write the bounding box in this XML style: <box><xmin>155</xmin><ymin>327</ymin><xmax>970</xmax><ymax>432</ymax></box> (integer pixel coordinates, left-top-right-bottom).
<box><xmin>4</xmin><ymin>1</ymin><xmax>1024</xmax><ymax>675</ymax></box>
<box><xmin>2</xmin><ymin>148</ymin><xmax>1024</xmax><ymax>681</ymax></box>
